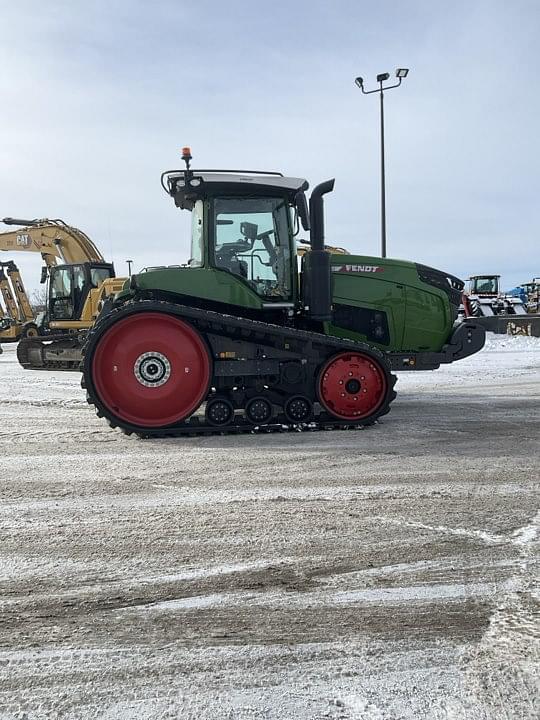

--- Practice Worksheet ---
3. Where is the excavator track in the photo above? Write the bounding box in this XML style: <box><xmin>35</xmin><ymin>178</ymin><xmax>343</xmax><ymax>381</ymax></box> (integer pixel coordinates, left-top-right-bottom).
<box><xmin>82</xmin><ymin>299</ymin><xmax>398</xmax><ymax>438</ymax></box>
<box><xmin>17</xmin><ymin>334</ymin><xmax>85</xmax><ymax>371</ymax></box>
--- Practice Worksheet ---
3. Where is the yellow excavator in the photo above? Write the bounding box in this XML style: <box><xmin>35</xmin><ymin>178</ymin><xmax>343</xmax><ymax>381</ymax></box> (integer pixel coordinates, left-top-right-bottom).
<box><xmin>0</xmin><ymin>218</ymin><xmax>125</xmax><ymax>369</ymax></box>
<box><xmin>0</xmin><ymin>260</ymin><xmax>39</xmax><ymax>341</ymax></box>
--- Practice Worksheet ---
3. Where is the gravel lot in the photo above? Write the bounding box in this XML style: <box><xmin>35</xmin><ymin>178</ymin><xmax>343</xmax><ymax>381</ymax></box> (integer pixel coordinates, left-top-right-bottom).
<box><xmin>0</xmin><ymin>336</ymin><xmax>538</xmax><ymax>719</ymax></box>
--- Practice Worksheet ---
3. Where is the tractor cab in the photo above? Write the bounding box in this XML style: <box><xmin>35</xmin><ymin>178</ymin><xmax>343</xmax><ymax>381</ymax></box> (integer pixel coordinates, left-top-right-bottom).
<box><xmin>191</xmin><ymin>193</ymin><xmax>296</xmax><ymax>301</ymax></box>
<box><xmin>161</xmin><ymin>149</ymin><xmax>312</xmax><ymax>308</ymax></box>
<box><xmin>467</xmin><ymin>275</ymin><xmax>500</xmax><ymax>297</ymax></box>
<box><xmin>158</xmin><ymin>148</ymin><xmax>334</xmax><ymax>322</ymax></box>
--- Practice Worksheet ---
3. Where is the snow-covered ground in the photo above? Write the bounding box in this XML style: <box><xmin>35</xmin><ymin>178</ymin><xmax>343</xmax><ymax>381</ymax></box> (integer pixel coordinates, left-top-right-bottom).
<box><xmin>0</xmin><ymin>335</ymin><xmax>538</xmax><ymax>720</ymax></box>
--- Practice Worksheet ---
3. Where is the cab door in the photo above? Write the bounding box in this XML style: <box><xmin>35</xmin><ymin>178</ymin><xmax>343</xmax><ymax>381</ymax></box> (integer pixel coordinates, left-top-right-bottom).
<box><xmin>49</xmin><ymin>265</ymin><xmax>87</xmax><ymax>320</ymax></box>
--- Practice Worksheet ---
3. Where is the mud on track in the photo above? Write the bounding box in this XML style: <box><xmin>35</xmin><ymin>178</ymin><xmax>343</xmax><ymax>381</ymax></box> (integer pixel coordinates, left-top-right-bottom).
<box><xmin>0</xmin><ymin>338</ymin><xmax>538</xmax><ymax>719</ymax></box>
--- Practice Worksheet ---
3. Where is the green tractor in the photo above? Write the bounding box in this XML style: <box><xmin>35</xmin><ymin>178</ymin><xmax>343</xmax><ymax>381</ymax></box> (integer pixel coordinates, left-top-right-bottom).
<box><xmin>82</xmin><ymin>149</ymin><xmax>485</xmax><ymax>436</ymax></box>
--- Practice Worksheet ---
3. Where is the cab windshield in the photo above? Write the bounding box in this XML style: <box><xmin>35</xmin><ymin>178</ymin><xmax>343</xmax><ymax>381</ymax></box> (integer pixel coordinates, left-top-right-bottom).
<box><xmin>212</xmin><ymin>197</ymin><xmax>291</xmax><ymax>299</ymax></box>
<box><xmin>472</xmin><ymin>277</ymin><xmax>498</xmax><ymax>294</ymax></box>
<box><xmin>89</xmin><ymin>266</ymin><xmax>113</xmax><ymax>288</ymax></box>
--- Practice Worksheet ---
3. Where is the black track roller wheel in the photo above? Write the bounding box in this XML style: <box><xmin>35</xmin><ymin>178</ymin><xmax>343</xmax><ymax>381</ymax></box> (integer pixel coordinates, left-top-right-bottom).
<box><xmin>205</xmin><ymin>397</ymin><xmax>235</xmax><ymax>426</ymax></box>
<box><xmin>284</xmin><ymin>395</ymin><xmax>312</xmax><ymax>423</ymax></box>
<box><xmin>245</xmin><ymin>396</ymin><xmax>273</xmax><ymax>425</ymax></box>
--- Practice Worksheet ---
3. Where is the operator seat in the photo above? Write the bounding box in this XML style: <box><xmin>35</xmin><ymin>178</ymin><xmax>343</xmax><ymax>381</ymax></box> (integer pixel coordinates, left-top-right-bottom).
<box><xmin>216</xmin><ymin>246</ymin><xmax>249</xmax><ymax>279</ymax></box>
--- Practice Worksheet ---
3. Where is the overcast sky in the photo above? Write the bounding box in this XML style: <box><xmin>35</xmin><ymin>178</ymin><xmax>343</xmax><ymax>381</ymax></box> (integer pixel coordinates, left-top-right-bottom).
<box><xmin>1</xmin><ymin>0</ymin><xmax>538</xmax><ymax>292</ymax></box>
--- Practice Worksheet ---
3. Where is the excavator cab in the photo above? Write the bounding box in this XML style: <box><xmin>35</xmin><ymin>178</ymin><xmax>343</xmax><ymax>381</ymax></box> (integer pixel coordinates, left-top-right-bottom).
<box><xmin>48</xmin><ymin>262</ymin><xmax>115</xmax><ymax>321</ymax></box>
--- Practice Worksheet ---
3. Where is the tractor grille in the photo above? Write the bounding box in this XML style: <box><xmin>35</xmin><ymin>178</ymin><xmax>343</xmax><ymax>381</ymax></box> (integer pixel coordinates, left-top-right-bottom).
<box><xmin>416</xmin><ymin>264</ymin><xmax>464</xmax><ymax>309</ymax></box>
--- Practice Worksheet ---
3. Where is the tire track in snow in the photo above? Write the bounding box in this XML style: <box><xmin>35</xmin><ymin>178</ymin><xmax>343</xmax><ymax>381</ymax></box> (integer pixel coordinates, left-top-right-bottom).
<box><xmin>369</xmin><ymin>515</ymin><xmax>505</xmax><ymax>545</ymax></box>
<box><xmin>440</xmin><ymin>511</ymin><xmax>540</xmax><ymax>720</ymax></box>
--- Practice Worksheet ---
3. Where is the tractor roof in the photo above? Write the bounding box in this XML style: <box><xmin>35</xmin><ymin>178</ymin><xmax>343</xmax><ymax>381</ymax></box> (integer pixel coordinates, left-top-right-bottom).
<box><xmin>468</xmin><ymin>274</ymin><xmax>500</xmax><ymax>280</ymax></box>
<box><xmin>161</xmin><ymin>169</ymin><xmax>309</xmax><ymax>209</ymax></box>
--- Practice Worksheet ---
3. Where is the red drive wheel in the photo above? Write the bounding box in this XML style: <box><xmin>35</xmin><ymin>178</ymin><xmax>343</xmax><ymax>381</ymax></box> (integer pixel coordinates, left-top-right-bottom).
<box><xmin>91</xmin><ymin>312</ymin><xmax>210</xmax><ymax>428</ymax></box>
<box><xmin>317</xmin><ymin>352</ymin><xmax>388</xmax><ymax>421</ymax></box>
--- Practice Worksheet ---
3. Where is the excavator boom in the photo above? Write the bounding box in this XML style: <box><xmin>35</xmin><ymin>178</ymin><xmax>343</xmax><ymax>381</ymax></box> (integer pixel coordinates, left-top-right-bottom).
<box><xmin>1</xmin><ymin>218</ymin><xmax>105</xmax><ymax>265</ymax></box>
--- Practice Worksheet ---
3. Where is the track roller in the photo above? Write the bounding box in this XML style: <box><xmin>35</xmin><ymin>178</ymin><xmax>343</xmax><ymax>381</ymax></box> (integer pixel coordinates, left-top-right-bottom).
<box><xmin>284</xmin><ymin>395</ymin><xmax>312</xmax><ymax>423</ymax></box>
<box><xmin>245</xmin><ymin>396</ymin><xmax>273</xmax><ymax>424</ymax></box>
<box><xmin>205</xmin><ymin>397</ymin><xmax>235</xmax><ymax>426</ymax></box>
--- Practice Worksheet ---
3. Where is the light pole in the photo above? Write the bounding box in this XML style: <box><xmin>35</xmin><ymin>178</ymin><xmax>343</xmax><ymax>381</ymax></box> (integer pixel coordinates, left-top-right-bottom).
<box><xmin>355</xmin><ymin>68</ymin><xmax>409</xmax><ymax>258</ymax></box>
<box><xmin>126</xmin><ymin>259</ymin><xmax>134</xmax><ymax>277</ymax></box>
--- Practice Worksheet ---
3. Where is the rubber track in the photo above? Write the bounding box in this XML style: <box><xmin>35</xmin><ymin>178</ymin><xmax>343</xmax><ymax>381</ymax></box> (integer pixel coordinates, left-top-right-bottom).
<box><xmin>82</xmin><ymin>299</ymin><xmax>398</xmax><ymax>438</ymax></box>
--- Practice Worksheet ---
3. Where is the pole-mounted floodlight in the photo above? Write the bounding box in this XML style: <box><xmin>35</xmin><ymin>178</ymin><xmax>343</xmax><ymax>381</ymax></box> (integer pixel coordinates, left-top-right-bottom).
<box><xmin>354</xmin><ymin>68</ymin><xmax>410</xmax><ymax>258</ymax></box>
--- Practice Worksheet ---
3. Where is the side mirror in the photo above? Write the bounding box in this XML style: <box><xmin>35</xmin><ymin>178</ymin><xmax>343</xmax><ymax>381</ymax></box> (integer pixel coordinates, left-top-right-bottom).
<box><xmin>40</xmin><ymin>266</ymin><xmax>48</xmax><ymax>284</ymax></box>
<box><xmin>295</xmin><ymin>191</ymin><xmax>310</xmax><ymax>231</ymax></box>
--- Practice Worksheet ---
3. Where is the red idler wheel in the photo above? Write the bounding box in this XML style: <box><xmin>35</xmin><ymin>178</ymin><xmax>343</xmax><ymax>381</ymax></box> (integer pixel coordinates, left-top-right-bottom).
<box><xmin>91</xmin><ymin>312</ymin><xmax>210</xmax><ymax>428</ymax></box>
<box><xmin>317</xmin><ymin>352</ymin><xmax>388</xmax><ymax>421</ymax></box>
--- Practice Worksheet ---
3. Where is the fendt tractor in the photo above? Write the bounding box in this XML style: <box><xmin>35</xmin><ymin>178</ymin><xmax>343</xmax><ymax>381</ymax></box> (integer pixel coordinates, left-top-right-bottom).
<box><xmin>462</xmin><ymin>275</ymin><xmax>526</xmax><ymax>316</ymax></box>
<box><xmin>0</xmin><ymin>217</ymin><xmax>125</xmax><ymax>369</ymax></box>
<box><xmin>81</xmin><ymin>149</ymin><xmax>485</xmax><ymax>437</ymax></box>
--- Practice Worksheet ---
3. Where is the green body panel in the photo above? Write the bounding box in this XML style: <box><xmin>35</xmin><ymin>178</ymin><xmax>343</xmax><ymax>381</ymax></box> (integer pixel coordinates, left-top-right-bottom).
<box><xmin>131</xmin><ymin>266</ymin><xmax>265</xmax><ymax>310</ymax></box>
<box><xmin>123</xmin><ymin>254</ymin><xmax>453</xmax><ymax>354</ymax></box>
<box><xmin>328</xmin><ymin>255</ymin><xmax>452</xmax><ymax>352</ymax></box>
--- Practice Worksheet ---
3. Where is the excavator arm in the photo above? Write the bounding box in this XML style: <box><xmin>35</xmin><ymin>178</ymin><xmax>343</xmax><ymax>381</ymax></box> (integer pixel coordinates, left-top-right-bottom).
<box><xmin>0</xmin><ymin>261</ymin><xmax>33</xmax><ymax>321</ymax></box>
<box><xmin>0</xmin><ymin>218</ymin><xmax>105</xmax><ymax>265</ymax></box>
<box><xmin>0</xmin><ymin>265</ymin><xmax>20</xmax><ymax>319</ymax></box>
<box><xmin>0</xmin><ymin>260</ymin><xmax>37</xmax><ymax>341</ymax></box>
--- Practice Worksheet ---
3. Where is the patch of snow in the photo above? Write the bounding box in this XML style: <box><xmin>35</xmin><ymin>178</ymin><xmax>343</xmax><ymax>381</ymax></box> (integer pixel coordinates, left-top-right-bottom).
<box><xmin>332</xmin><ymin>579</ymin><xmax>520</xmax><ymax>605</ymax></box>
<box><xmin>139</xmin><ymin>558</ymin><xmax>296</xmax><ymax>584</ymax></box>
<box><xmin>511</xmin><ymin>511</ymin><xmax>539</xmax><ymax>546</ymax></box>
<box><xmin>369</xmin><ymin>516</ymin><xmax>504</xmax><ymax>545</ymax></box>
<box><xmin>138</xmin><ymin>592</ymin><xmax>233</xmax><ymax>611</ymax></box>
<box><xmin>397</xmin><ymin>331</ymin><xmax>540</xmax><ymax>391</ymax></box>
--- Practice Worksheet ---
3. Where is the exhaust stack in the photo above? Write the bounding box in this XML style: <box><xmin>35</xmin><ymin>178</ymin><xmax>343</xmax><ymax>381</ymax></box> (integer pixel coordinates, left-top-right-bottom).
<box><xmin>303</xmin><ymin>179</ymin><xmax>335</xmax><ymax>321</ymax></box>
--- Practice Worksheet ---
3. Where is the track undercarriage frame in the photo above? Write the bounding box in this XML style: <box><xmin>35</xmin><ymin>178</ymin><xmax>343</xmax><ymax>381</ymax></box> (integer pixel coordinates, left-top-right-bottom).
<box><xmin>81</xmin><ymin>299</ymin><xmax>398</xmax><ymax>438</ymax></box>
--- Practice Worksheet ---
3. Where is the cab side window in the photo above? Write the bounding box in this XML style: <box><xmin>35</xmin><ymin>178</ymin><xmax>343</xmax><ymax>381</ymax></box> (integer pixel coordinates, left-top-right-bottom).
<box><xmin>213</xmin><ymin>197</ymin><xmax>291</xmax><ymax>299</ymax></box>
<box><xmin>190</xmin><ymin>200</ymin><xmax>204</xmax><ymax>267</ymax></box>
